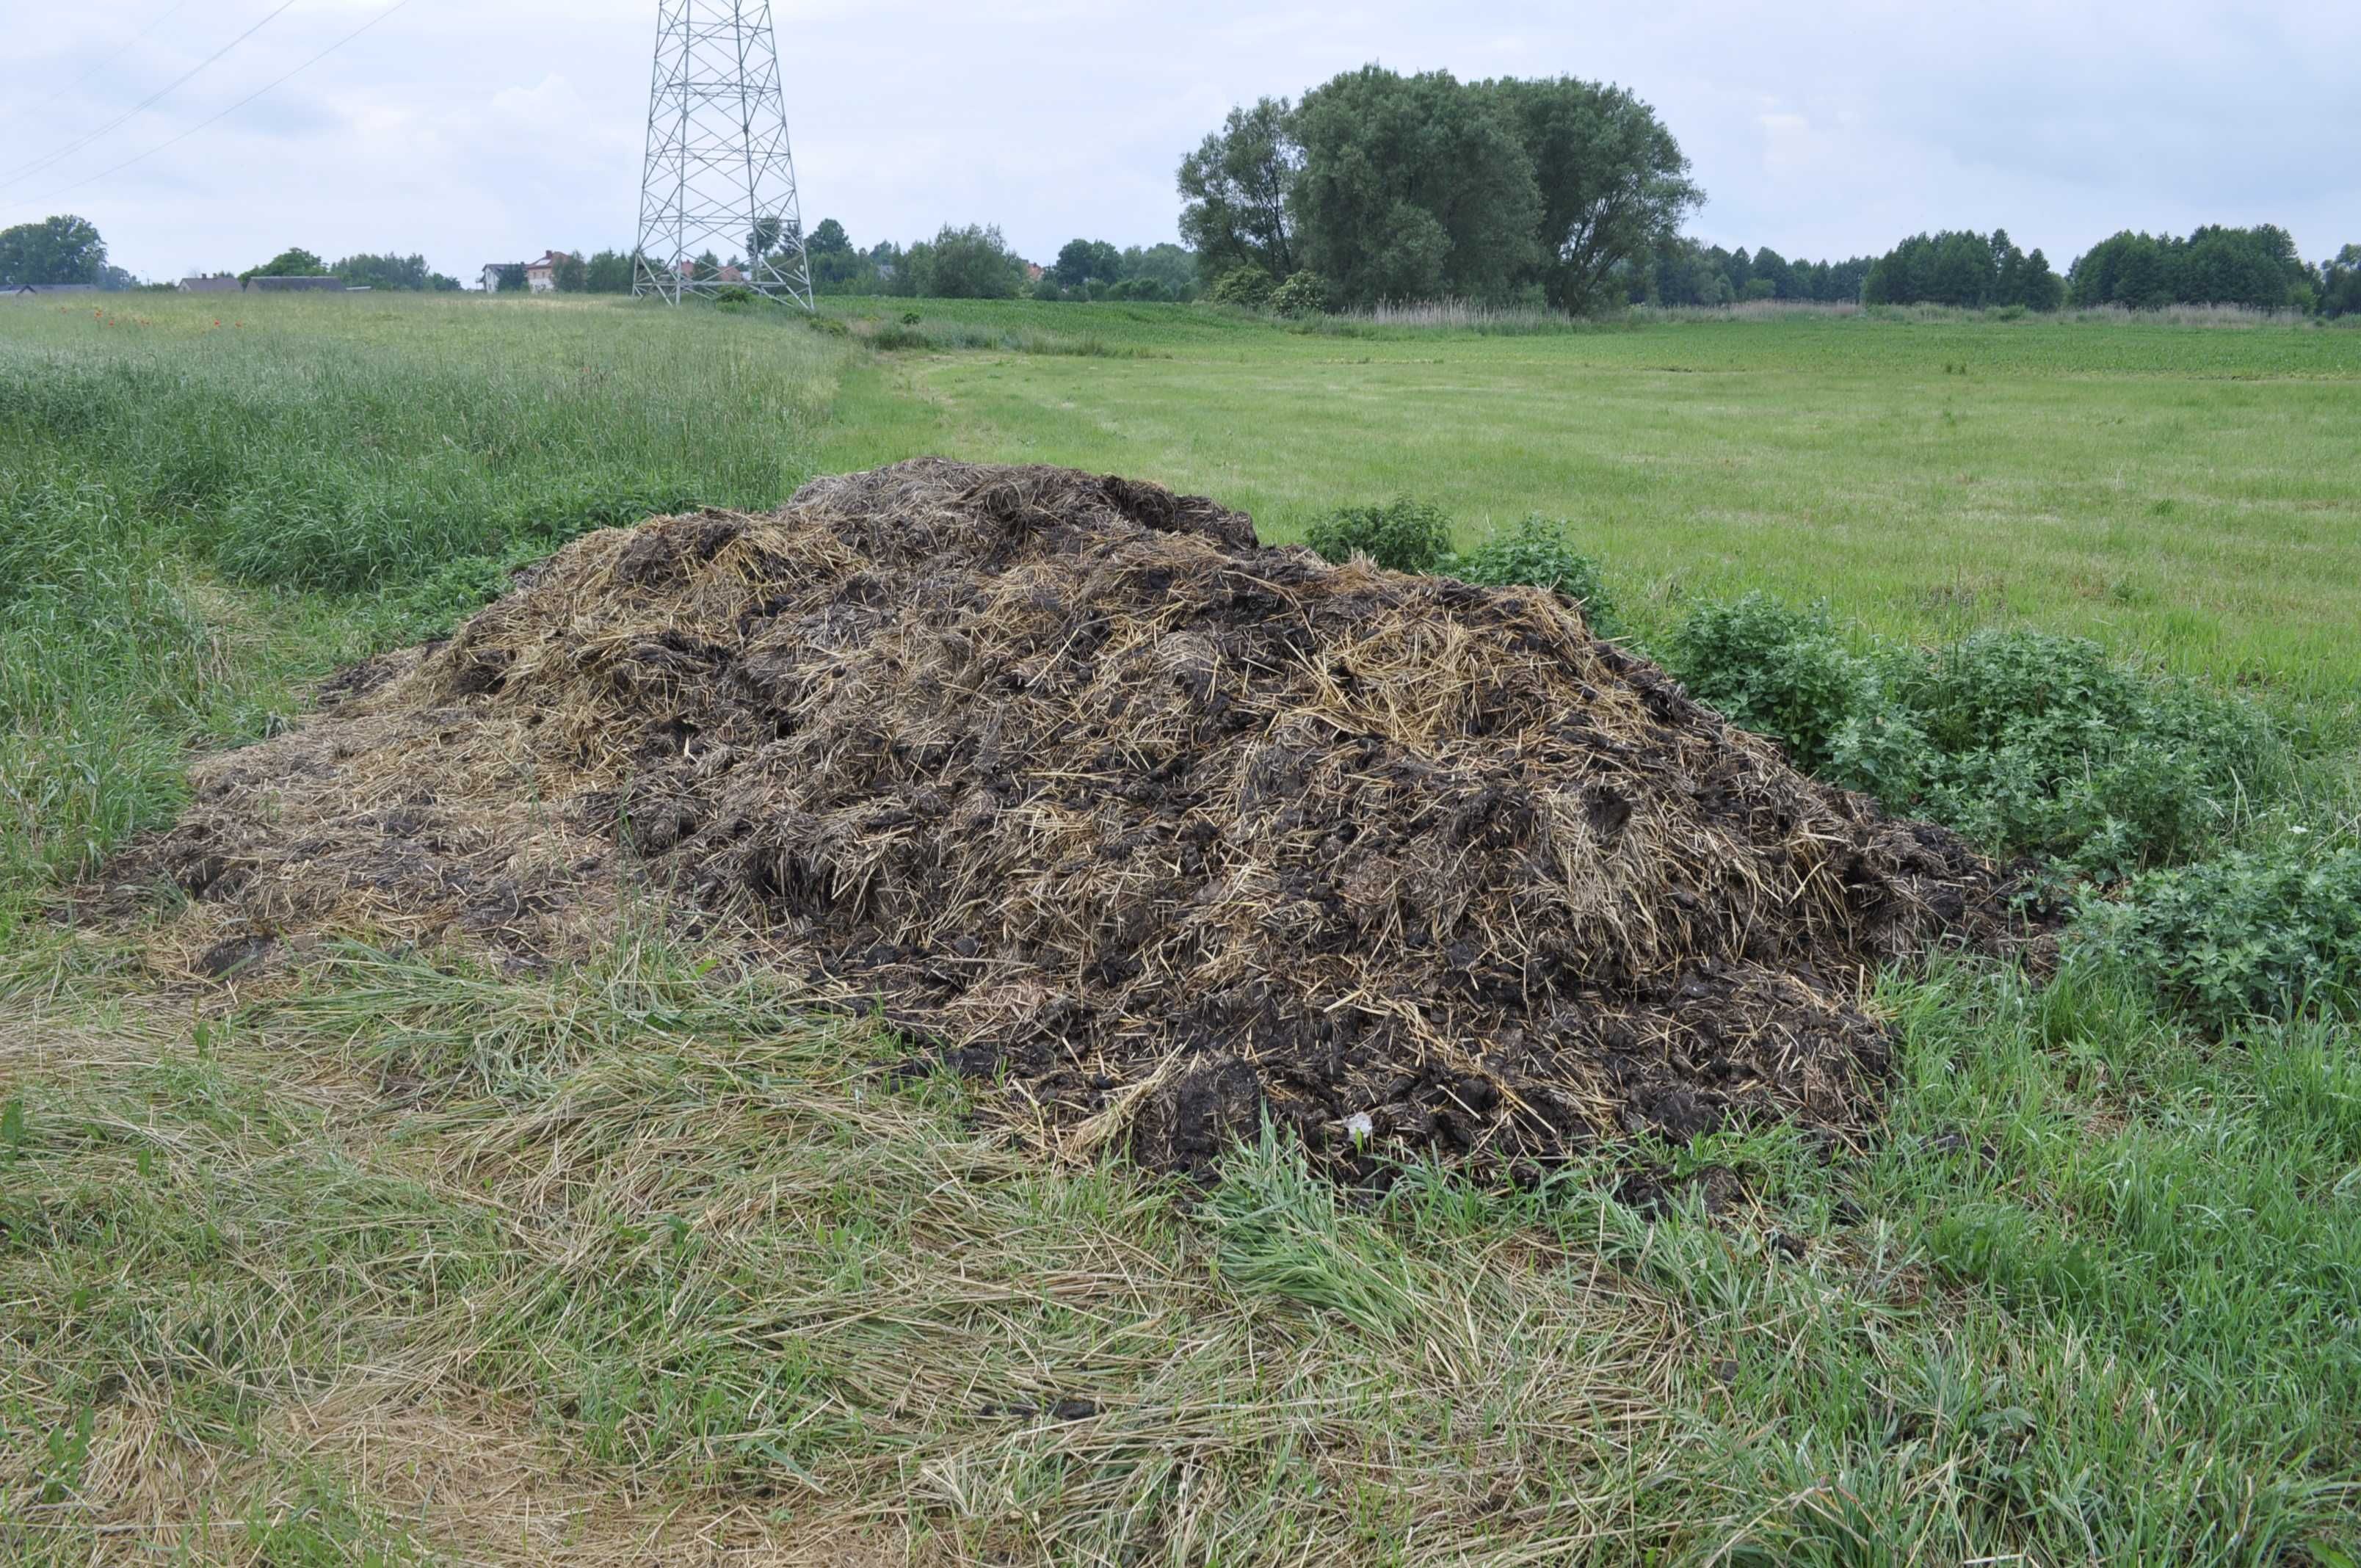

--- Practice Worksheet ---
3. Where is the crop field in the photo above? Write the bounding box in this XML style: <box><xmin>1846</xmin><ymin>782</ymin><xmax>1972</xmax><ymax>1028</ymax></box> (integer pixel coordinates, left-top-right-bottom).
<box><xmin>4</xmin><ymin>291</ymin><xmax>2360</xmax><ymax>1566</ymax></box>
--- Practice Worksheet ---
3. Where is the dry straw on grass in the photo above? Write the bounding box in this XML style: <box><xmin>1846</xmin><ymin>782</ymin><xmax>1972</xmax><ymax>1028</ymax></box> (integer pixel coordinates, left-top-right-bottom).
<box><xmin>101</xmin><ymin>460</ymin><xmax>2027</xmax><ymax>1172</ymax></box>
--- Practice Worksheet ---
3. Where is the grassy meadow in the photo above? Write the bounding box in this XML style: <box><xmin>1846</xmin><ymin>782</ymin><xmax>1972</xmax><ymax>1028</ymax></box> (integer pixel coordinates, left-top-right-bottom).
<box><xmin>3</xmin><ymin>290</ymin><xmax>2360</xmax><ymax>1565</ymax></box>
<box><xmin>818</xmin><ymin>296</ymin><xmax>2361</xmax><ymax>697</ymax></box>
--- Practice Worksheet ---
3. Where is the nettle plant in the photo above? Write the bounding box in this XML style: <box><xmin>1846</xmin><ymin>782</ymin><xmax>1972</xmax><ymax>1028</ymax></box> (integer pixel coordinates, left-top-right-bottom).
<box><xmin>1451</xmin><ymin>514</ymin><xmax>1619</xmax><ymax>635</ymax></box>
<box><xmin>1305</xmin><ymin>497</ymin><xmax>1454</xmax><ymax>575</ymax></box>
<box><xmin>2077</xmin><ymin>844</ymin><xmax>2361</xmax><ymax>1028</ymax></box>
<box><xmin>1307</xmin><ymin>502</ymin><xmax>1620</xmax><ymax>634</ymax></box>
<box><xmin>1664</xmin><ymin>596</ymin><xmax>2285</xmax><ymax>879</ymax></box>
<box><xmin>1660</xmin><ymin>592</ymin><xmax>2361</xmax><ymax>1030</ymax></box>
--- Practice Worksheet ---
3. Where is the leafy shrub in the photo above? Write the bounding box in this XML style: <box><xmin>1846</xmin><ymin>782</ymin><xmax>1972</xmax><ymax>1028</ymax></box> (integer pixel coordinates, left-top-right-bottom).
<box><xmin>1211</xmin><ymin>266</ymin><xmax>1277</xmax><ymax>309</ymax></box>
<box><xmin>1664</xmin><ymin>599</ymin><xmax>2285</xmax><ymax>875</ymax></box>
<box><xmin>1668</xmin><ymin>594</ymin><xmax>1883</xmax><ymax>776</ymax></box>
<box><xmin>713</xmin><ymin>285</ymin><xmax>755</xmax><ymax>310</ymax></box>
<box><xmin>1305</xmin><ymin>497</ymin><xmax>1453</xmax><ymax>574</ymax></box>
<box><xmin>1888</xmin><ymin>631</ymin><xmax>2279</xmax><ymax>874</ymax></box>
<box><xmin>1267</xmin><ymin>271</ymin><xmax>1333</xmax><ymax>317</ymax></box>
<box><xmin>2077</xmin><ymin>843</ymin><xmax>2361</xmax><ymax>1026</ymax></box>
<box><xmin>871</xmin><ymin>322</ymin><xmax>929</xmax><ymax>352</ymax></box>
<box><xmin>899</xmin><ymin>310</ymin><xmax>921</xmax><ymax>324</ymax></box>
<box><xmin>1451</xmin><ymin>515</ymin><xmax>1618</xmax><ymax>634</ymax></box>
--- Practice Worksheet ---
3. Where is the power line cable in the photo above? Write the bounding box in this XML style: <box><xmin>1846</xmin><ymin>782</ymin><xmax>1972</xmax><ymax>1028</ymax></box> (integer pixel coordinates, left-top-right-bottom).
<box><xmin>8</xmin><ymin>1</ymin><xmax>199</xmax><ymax>124</ymax></box>
<box><xmin>0</xmin><ymin>0</ymin><xmax>302</xmax><ymax>191</ymax></box>
<box><xmin>32</xmin><ymin>0</ymin><xmax>419</xmax><ymax>205</ymax></box>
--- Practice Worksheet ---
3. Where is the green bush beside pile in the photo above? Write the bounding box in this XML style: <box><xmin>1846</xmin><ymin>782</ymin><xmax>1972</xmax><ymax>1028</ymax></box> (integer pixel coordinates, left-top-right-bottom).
<box><xmin>1665</xmin><ymin>595</ymin><xmax>2285</xmax><ymax>878</ymax></box>
<box><xmin>2078</xmin><ymin>846</ymin><xmax>2361</xmax><ymax>1027</ymax></box>
<box><xmin>1305</xmin><ymin>497</ymin><xmax>1454</xmax><ymax>575</ymax></box>
<box><xmin>1451</xmin><ymin>514</ymin><xmax>1618</xmax><ymax>634</ymax></box>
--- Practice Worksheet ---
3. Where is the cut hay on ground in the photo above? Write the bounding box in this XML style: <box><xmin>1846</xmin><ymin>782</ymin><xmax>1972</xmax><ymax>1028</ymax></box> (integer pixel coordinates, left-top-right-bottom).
<box><xmin>103</xmin><ymin>460</ymin><xmax>2028</xmax><ymax>1171</ymax></box>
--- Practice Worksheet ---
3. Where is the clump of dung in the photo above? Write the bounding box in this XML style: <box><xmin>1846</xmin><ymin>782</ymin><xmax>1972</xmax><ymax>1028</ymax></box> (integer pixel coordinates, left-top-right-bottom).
<box><xmin>109</xmin><ymin>460</ymin><xmax>2031</xmax><ymax>1172</ymax></box>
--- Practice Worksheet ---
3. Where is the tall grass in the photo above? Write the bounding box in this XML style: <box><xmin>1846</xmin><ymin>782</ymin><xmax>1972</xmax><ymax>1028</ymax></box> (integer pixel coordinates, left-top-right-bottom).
<box><xmin>0</xmin><ymin>294</ymin><xmax>847</xmax><ymax>894</ymax></box>
<box><xmin>0</xmin><ymin>294</ymin><xmax>844</xmax><ymax>589</ymax></box>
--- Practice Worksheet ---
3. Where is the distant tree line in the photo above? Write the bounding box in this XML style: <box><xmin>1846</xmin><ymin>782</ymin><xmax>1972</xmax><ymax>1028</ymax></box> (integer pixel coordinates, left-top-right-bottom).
<box><xmin>1636</xmin><ymin>224</ymin><xmax>2361</xmax><ymax>316</ymax></box>
<box><xmin>1178</xmin><ymin>67</ymin><xmax>1702</xmax><ymax>315</ymax></box>
<box><xmin>2325</xmin><ymin>247</ymin><xmax>2361</xmax><ymax>318</ymax></box>
<box><xmin>1860</xmin><ymin>230</ymin><xmax>2066</xmax><ymax>311</ymax></box>
<box><xmin>331</xmin><ymin>252</ymin><xmax>461</xmax><ymax>291</ymax></box>
<box><xmin>16</xmin><ymin>203</ymin><xmax>2357</xmax><ymax>321</ymax></box>
<box><xmin>1637</xmin><ymin>240</ymin><xmax>1874</xmax><ymax>306</ymax></box>
<box><xmin>1036</xmin><ymin>238</ymin><xmax>1197</xmax><ymax>301</ymax></box>
<box><xmin>2067</xmin><ymin>225</ymin><xmax>2321</xmax><ymax>312</ymax></box>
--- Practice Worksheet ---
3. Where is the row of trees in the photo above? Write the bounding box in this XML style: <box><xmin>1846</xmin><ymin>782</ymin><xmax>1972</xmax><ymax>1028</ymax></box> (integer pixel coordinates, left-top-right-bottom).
<box><xmin>2067</xmin><ymin>226</ymin><xmax>2322</xmax><ymax>312</ymax></box>
<box><xmin>20</xmin><ymin>209</ymin><xmax>2360</xmax><ymax>319</ymax></box>
<box><xmin>231</xmin><ymin>246</ymin><xmax>463</xmax><ymax>290</ymax></box>
<box><xmin>1039</xmin><ymin>236</ymin><xmax>1196</xmax><ymax>300</ymax></box>
<box><xmin>1639</xmin><ymin>240</ymin><xmax>1874</xmax><ymax>307</ymax></box>
<box><xmin>1857</xmin><ymin>231</ymin><xmax>2067</xmax><ymax>311</ymax></box>
<box><xmin>331</xmin><ymin>252</ymin><xmax>463</xmax><ymax>291</ymax></box>
<box><xmin>1179</xmin><ymin>67</ymin><xmax>1702</xmax><ymax>314</ymax></box>
<box><xmin>1636</xmin><ymin>225</ymin><xmax>2361</xmax><ymax>316</ymax></box>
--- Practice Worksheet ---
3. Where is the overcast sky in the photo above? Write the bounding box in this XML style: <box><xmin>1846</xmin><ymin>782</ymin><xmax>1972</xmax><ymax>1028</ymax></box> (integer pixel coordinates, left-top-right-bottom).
<box><xmin>2</xmin><ymin>0</ymin><xmax>2354</xmax><ymax>283</ymax></box>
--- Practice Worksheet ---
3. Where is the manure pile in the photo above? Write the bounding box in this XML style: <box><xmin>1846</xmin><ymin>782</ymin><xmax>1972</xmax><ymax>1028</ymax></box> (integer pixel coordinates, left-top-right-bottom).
<box><xmin>117</xmin><ymin>460</ymin><xmax>2028</xmax><ymax>1171</ymax></box>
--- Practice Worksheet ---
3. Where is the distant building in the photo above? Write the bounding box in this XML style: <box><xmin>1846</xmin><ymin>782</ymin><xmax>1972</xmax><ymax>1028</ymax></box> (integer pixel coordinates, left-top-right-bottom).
<box><xmin>523</xmin><ymin>251</ymin><xmax>575</xmax><ymax>292</ymax></box>
<box><xmin>479</xmin><ymin>254</ymin><xmax>571</xmax><ymax>293</ymax></box>
<box><xmin>2</xmin><ymin>282</ymin><xmax>98</xmax><ymax>297</ymax></box>
<box><xmin>179</xmin><ymin>275</ymin><xmax>242</xmax><ymax>294</ymax></box>
<box><xmin>247</xmin><ymin>275</ymin><xmax>346</xmax><ymax>293</ymax></box>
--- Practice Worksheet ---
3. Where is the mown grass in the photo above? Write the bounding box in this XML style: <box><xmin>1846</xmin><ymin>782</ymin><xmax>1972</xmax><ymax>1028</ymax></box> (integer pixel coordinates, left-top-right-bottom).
<box><xmin>814</xmin><ymin>298</ymin><xmax>2361</xmax><ymax>703</ymax></box>
<box><xmin>3</xmin><ymin>294</ymin><xmax>2358</xmax><ymax>1564</ymax></box>
<box><xmin>3</xmin><ymin>932</ymin><xmax>2356</xmax><ymax>1563</ymax></box>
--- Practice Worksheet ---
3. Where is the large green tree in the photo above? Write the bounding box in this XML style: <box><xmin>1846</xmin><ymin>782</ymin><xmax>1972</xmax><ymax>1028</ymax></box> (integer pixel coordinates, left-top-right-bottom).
<box><xmin>1178</xmin><ymin>70</ymin><xmax>1700</xmax><ymax>314</ymax></box>
<box><xmin>1479</xmin><ymin>76</ymin><xmax>1701</xmax><ymax>315</ymax></box>
<box><xmin>1052</xmin><ymin>238</ymin><xmax>1125</xmax><ymax>290</ymax></box>
<box><xmin>907</xmin><ymin>224</ymin><xmax>1023</xmax><ymax>299</ymax></box>
<box><xmin>0</xmin><ymin>214</ymin><xmax>108</xmax><ymax>286</ymax></box>
<box><xmin>584</xmin><ymin>250</ymin><xmax>636</xmax><ymax>293</ymax></box>
<box><xmin>241</xmin><ymin>247</ymin><xmax>328</xmax><ymax>282</ymax></box>
<box><xmin>1290</xmin><ymin>67</ymin><xmax>1538</xmax><ymax>306</ymax></box>
<box><xmin>1176</xmin><ymin>98</ymin><xmax>1300</xmax><ymax>283</ymax></box>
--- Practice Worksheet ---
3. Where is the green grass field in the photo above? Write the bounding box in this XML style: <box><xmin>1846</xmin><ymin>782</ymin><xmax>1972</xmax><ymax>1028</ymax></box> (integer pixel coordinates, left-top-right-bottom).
<box><xmin>3</xmin><ymin>291</ymin><xmax>2358</xmax><ymax>1565</ymax></box>
<box><xmin>819</xmin><ymin>297</ymin><xmax>2361</xmax><ymax>698</ymax></box>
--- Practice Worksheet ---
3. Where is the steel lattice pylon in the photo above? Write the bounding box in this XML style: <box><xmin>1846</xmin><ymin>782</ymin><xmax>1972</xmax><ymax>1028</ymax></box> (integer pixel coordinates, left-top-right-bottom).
<box><xmin>634</xmin><ymin>0</ymin><xmax>813</xmax><ymax>308</ymax></box>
